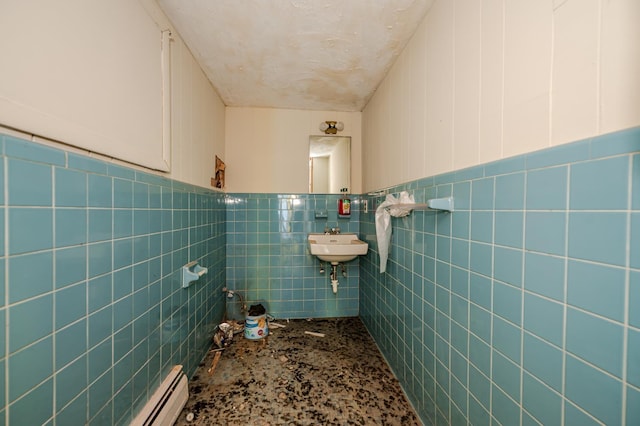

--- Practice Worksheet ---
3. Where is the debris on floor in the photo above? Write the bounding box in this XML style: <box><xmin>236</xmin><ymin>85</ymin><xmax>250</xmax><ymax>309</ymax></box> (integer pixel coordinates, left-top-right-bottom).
<box><xmin>213</xmin><ymin>322</ymin><xmax>234</xmax><ymax>348</ymax></box>
<box><xmin>175</xmin><ymin>318</ymin><xmax>422</xmax><ymax>426</ymax></box>
<box><xmin>304</xmin><ymin>331</ymin><xmax>325</xmax><ymax>337</ymax></box>
<box><xmin>247</xmin><ymin>303</ymin><xmax>266</xmax><ymax>316</ymax></box>
<box><xmin>207</xmin><ymin>351</ymin><xmax>222</xmax><ymax>375</ymax></box>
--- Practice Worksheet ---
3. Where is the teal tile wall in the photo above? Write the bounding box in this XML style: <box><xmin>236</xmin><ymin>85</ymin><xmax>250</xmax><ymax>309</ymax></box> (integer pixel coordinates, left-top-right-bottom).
<box><xmin>226</xmin><ymin>193</ymin><xmax>360</xmax><ymax>319</ymax></box>
<box><xmin>0</xmin><ymin>133</ymin><xmax>226</xmax><ymax>425</ymax></box>
<box><xmin>359</xmin><ymin>127</ymin><xmax>640</xmax><ymax>425</ymax></box>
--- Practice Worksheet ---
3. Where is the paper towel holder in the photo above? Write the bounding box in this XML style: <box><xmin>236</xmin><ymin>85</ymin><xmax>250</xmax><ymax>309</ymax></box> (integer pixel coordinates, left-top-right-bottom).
<box><xmin>387</xmin><ymin>197</ymin><xmax>455</xmax><ymax>213</ymax></box>
<box><xmin>182</xmin><ymin>261</ymin><xmax>208</xmax><ymax>288</ymax></box>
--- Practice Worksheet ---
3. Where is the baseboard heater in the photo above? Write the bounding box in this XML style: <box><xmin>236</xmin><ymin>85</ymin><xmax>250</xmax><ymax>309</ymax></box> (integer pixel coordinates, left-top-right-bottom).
<box><xmin>131</xmin><ymin>365</ymin><xmax>189</xmax><ymax>426</ymax></box>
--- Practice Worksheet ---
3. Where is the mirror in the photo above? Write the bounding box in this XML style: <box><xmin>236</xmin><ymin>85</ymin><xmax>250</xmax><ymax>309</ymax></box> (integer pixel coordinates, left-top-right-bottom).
<box><xmin>309</xmin><ymin>136</ymin><xmax>351</xmax><ymax>194</ymax></box>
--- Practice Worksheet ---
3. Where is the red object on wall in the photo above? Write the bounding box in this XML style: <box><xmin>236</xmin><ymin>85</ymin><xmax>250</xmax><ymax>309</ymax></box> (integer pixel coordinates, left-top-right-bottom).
<box><xmin>338</xmin><ymin>197</ymin><xmax>351</xmax><ymax>216</ymax></box>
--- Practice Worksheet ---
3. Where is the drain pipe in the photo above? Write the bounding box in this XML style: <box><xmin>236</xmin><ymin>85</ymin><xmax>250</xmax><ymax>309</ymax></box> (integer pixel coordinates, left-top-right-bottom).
<box><xmin>329</xmin><ymin>264</ymin><xmax>340</xmax><ymax>294</ymax></box>
<box><xmin>222</xmin><ymin>287</ymin><xmax>247</xmax><ymax>313</ymax></box>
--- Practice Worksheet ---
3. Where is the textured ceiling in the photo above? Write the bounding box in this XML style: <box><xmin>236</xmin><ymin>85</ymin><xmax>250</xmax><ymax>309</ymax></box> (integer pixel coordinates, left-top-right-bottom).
<box><xmin>157</xmin><ymin>0</ymin><xmax>433</xmax><ymax>112</ymax></box>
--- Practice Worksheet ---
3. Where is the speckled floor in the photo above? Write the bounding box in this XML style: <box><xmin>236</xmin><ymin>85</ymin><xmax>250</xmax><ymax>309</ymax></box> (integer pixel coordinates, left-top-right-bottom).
<box><xmin>175</xmin><ymin>317</ymin><xmax>421</xmax><ymax>426</ymax></box>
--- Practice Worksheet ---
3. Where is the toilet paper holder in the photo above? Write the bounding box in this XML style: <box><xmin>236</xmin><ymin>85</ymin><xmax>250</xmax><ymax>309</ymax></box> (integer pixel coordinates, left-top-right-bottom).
<box><xmin>182</xmin><ymin>261</ymin><xmax>208</xmax><ymax>288</ymax></box>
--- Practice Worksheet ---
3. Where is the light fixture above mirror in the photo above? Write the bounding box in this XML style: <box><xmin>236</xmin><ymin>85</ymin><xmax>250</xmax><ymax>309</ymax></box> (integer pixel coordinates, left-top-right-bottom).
<box><xmin>319</xmin><ymin>121</ymin><xmax>344</xmax><ymax>135</ymax></box>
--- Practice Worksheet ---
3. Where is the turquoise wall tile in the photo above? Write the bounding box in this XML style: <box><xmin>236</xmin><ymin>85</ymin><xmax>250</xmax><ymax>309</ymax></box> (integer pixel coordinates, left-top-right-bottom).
<box><xmin>493</xmin><ymin>281</ymin><xmax>521</xmax><ymax>325</ymax></box>
<box><xmin>523</xmin><ymin>252</ymin><xmax>564</xmax><ymax>301</ymax></box>
<box><xmin>55</xmin><ymin>246</ymin><xmax>86</xmax><ymax>289</ymax></box>
<box><xmin>88</xmin><ymin>372</ymin><xmax>112</xmax><ymax>420</ymax></box>
<box><xmin>634</xmin><ymin>154</ymin><xmax>640</xmax><ymax>210</ymax></box>
<box><xmin>570</xmin><ymin>156</ymin><xmax>628</xmax><ymax>210</ymax></box>
<box><xmin>88</xmin><ymin>242</ymin><xmax>112</xmax><ymax>278</ymax></box>
<box><xmin>88</xmin><ymin>307</ymin><xmax>112</xmax><ymax>347</ymax></box>
<box><xmin>88</xmin><ymin>209</ymin><xmax>113</xmax><ymax>243</ymax></box>
<box><xmin>471</xmin><ymin>178</ymin><xmax>494</xmax><ymax>210</ymax></box>
<box><xmin>0</xmin><ymin>210</ymin><xmax>3</xmax><ymax>258</ymax></box>
<box><xmin>525</xmin><ymin>139</ymin><xmax>589</xmax><ymax>169</ymax></box>
<box><xmin>484</xmin><ymin>155</ymin><xmax>526</xmax><ymax>177</ymax></box>
<box><xmin>495</xmin><ymin>172</ymin><xmax>525</xmax><ymax>210</ymax></box>
<box><xmin>9</xmin><ymin>208</ymin><xmax>53</xmax><ymax>254</ymax></box>
<box><xmin>565</xmin><ymin>355</ymin><xmax>622</xmax><ymax>425</ymax></box>
<box><xmin>68</xmin><ymin>154</ymin><xmax>107</xmax><ymax>174</ymax></box>
<box><xmin>468</xmin><ymin>363</ymin><xmax>490</xmax><ymax>409</ymax></box>
<box><xmin>468</xmin><ymin>395</ymin><xmax>490</xmax><ymax>426</ymax></box>
<box><xmin>451</xmin><ymin>211</ymin><xmax>469</xmax><ymax>239</ymax></box>
<box><xmin>469</xmin><ymin>242</ymin><xmax>492</xmax><ymax>277</ymax></box>
<box><xmin>452</xmin><ymin>181</ymin><xmax>471</xmax><ymax>209</ymax></box>
<box><xmin>55</xmin><ymin>283</ymin><xmax>87</xmax><ymax>329</ymax></box>
<box><xmin>451</xmin><ymin>267</ymin><xmax>468</xmax><ymax>297</ymax></box>
<box><xmin>631</xmin><ymin>271</ymin><xmax>640</xmax><ymax>329</ymax></box>
<box><xmin>55</xmin><ymin>320</ymin><xmax>87</xmax><ymax>369</ymax></box>
<box><xmin>468</xmin><ymin>335</ymin><xmax>491</xmax><ymax>378</ymax></box>
<box><xmin>469</xmin><ymin>273</ymin><xmax>491</xmax><ymax>310</ymax></box>
<box><xmin>133</xmin><ymin>182</ymin><xmax>149</xmax><ymax>208</ymax></box>
<box><xmin>590</xmin><ymin>127</ymin><xmax>640</xmax><ymax>158</ymax></box>
<box><xmin>113</xmin><ymin>239</ymin><xmax>133</xmax><ymax>270</ymax></box>
<box><xmin>491</xmin><ymin>385</ymin><xmax>520</xmax><ymax>426</ymax></box>
<box><xmin>8</xmin><ymin>378</ymin><xmax>53</xmax><ymax>426</ymax></box>
<box><xmin>494</xmin><ymin>212</ymin><xmax>523</xmax><ymax>248</ymax></box>
<box><xmin>5</xmin><ymin>135</ymin><xmax>65</xmax><ymax>165</ymax></box>
<box><xmin>469</xmin><ymin>304</ymin><xmax>491</xmax><ymax>344</ymax></box>
<box><xmin>494</xmin><ymin>247</ymin><xmax>522</xmax><ymax>287</ymax></box>
<box><xmin>55</xmin><ymin>168</ymin><xmax>87</xmax><ymax>207</ymax></box>
<box><xmin>57</xmin><ymin>391</ymin><xmax>87</xmax><ymax>425</ymax></box>
<box><xmin>523</xmin><ymin>293</ymin><xmax>563</xmax><ymax>346</ymax></box>
<box><xmin>631</xmin><ymin>213</ymin><xmax>640</xmax><ymax>269</ymax></box>
<box><xmin>134</xmin><ymin>210</ymin><xmax>149</xmax><ymax>235</ymax></box>
<box><xmin>8</xmin><ymin>337</ymin><xmax>52</xmax><ymax>402</ymax></box>
<box><xmin>56</xmin><ymin>208</ymin><xmax>87</xmax><ymax>247</ymax></box>
<box><xmin>0</xmin><ymin>360</ymin><xmax>3</xmax><ymax>411</ymax></box>
<box><xmin>525</xmin><ymin>212</ymin><xmax>565</xmax><ymax>256</ymax></box>
<box><xmin>568</xmin><ymin>212</ymin><xmax>627</xmax><ymax>266</ymax></box>
<box><xmin>9</xmin><ymin>251</ymin><xmax>53</xmax><ymax>303</ymax></box>
<box><xmin>526</xmin><ymin>166</ymin><xmax>567</xmax><ymax>210</ymax></box>
<box><xmin>1</xmin><ymin>133</ymin><xmax>226</xmax><ymax>425</ymax></box>
<box><xmin>566</xmin><ymin>308</ymin><xmax>623</xmax><ymax>377</ymax></box>
<box><xmin>567</xmin><ymin>260</ymin><xmax>625</xmax><ymax>321</ymax></box>
<box><xmin>88</xmin><ymin>275</ymin><xmax>112</xmax><ymax>313</ymax></box>
<box><xmin>114</xmin><ymin>210</ymin><xmax>133</xmax><ymax>238</ymax></box>
<box><xmin>523</xmin><ymin>333</ymin><xmax>562</xmax><ymax>391</ymax></box>
<box><xmin>522</xmin><ymin>372</ymin><xmax>561</xmax><ymax>426</ymax></box>
<box><xmin>113</xmin><ymin>179</ymin><xmax>133</xmax><ymax>208</ymax></box>
<box><xmin>89</xmin><ymin>339</ymin><xmax>112</xmax><ymax>383</ymax></box>
<box><xmin>88</xmin><ymin>174</ymin><xmax>112</xmax><ymax>208</ymax></box>
<box><xmin>9</xmin><ymin>295</ymin><xmax>53</xmax><ymax>353</ymax></box>
<box><xmin>628</xmin><ymin>328</ymin><xmax>640</xmax><ymax>388</ymax></box>
<box><xmin>470</xmin><ymin>211</ymin><xmax>493</xmax><ymax>243</ymax></box>
<box><xmin>628</xmin><ymin>386</ymin><xmax>640</xmax><ymax>426</ymax></box>
<box><xmin>492</xmin><ymin>316</ymin><xmax>521</xmax><ymax>363</ymax></box>
<box><xmin>55</xmin><ymin>355</ymin><xmax>87</xmax><ymax>411</ymax></box>
<box><xmin>492</xmin><ymin>350</ymin><xmax>521</xmax><ymax>401</ymax></box>
<box><xmin>0</xmin><ymin>311</ymin><xmax>4</xmax><ymax>356</ymax></box>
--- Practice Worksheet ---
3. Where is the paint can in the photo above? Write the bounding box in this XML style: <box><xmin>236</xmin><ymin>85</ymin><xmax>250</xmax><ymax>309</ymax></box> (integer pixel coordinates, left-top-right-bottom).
<box><xmin>244</xmin><ymin>313</ymin><xmax>269</xmax><ymax>340</ymax></box>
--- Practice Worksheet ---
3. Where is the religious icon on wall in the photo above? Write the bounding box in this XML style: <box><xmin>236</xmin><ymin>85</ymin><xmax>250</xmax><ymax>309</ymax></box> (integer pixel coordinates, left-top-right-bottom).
<box><xmin>213</xmin><ymin>155</ymin><xmax>225</xmax><ymax>189</ymax></box>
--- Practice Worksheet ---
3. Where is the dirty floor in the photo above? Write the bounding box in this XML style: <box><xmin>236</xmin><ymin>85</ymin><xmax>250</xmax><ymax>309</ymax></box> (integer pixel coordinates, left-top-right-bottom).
<box><xmin>175</xmin><ymin>317</ymin><xmax>422</xmax><ymax>426</ymax></box>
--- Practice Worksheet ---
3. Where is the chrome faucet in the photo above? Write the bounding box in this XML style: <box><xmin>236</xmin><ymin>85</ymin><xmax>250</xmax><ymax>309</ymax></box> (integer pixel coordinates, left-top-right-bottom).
<box><xmin>324</xmin><ymin>226</ymin><xmax>341</xmax><ymax>235</ymax></box>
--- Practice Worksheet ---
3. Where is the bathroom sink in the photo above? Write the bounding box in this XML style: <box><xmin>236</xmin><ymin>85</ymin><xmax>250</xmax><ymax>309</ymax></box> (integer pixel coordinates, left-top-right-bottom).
<box><xmin>308</xmin><ymin>233</ymin><xmax>368</xmax><ymax>264</ymax></box>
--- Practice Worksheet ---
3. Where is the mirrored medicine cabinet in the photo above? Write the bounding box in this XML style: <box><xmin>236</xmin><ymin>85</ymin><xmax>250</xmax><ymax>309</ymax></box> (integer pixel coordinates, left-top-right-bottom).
<box><xmin>309</xmin><ymin>135</ymin><xmax>351</xmax><ymax>194</ymax></box>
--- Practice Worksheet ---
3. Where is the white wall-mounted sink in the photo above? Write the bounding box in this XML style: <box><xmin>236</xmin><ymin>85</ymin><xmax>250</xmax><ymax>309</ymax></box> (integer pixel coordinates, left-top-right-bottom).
<box><xmin>308</xmin><ymin>233</ymin><xmax>368</xmax><ymax>264</ymax></box>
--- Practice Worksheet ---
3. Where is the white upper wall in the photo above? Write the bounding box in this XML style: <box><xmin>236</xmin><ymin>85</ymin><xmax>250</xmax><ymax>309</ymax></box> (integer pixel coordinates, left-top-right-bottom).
<box><xmin>225</xmin><ymin>107</ymin><xmax>362</xmax><ymax>194</ymax></box>
<box><xmin>0</xmin><ymin>0</ymin><xmax>225</xmax><ymax>189</ymax></box>
<box><xmin>362</xmin><ymin>0</ymin><xmax>640</xmax><ymax>192</ymax></box>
